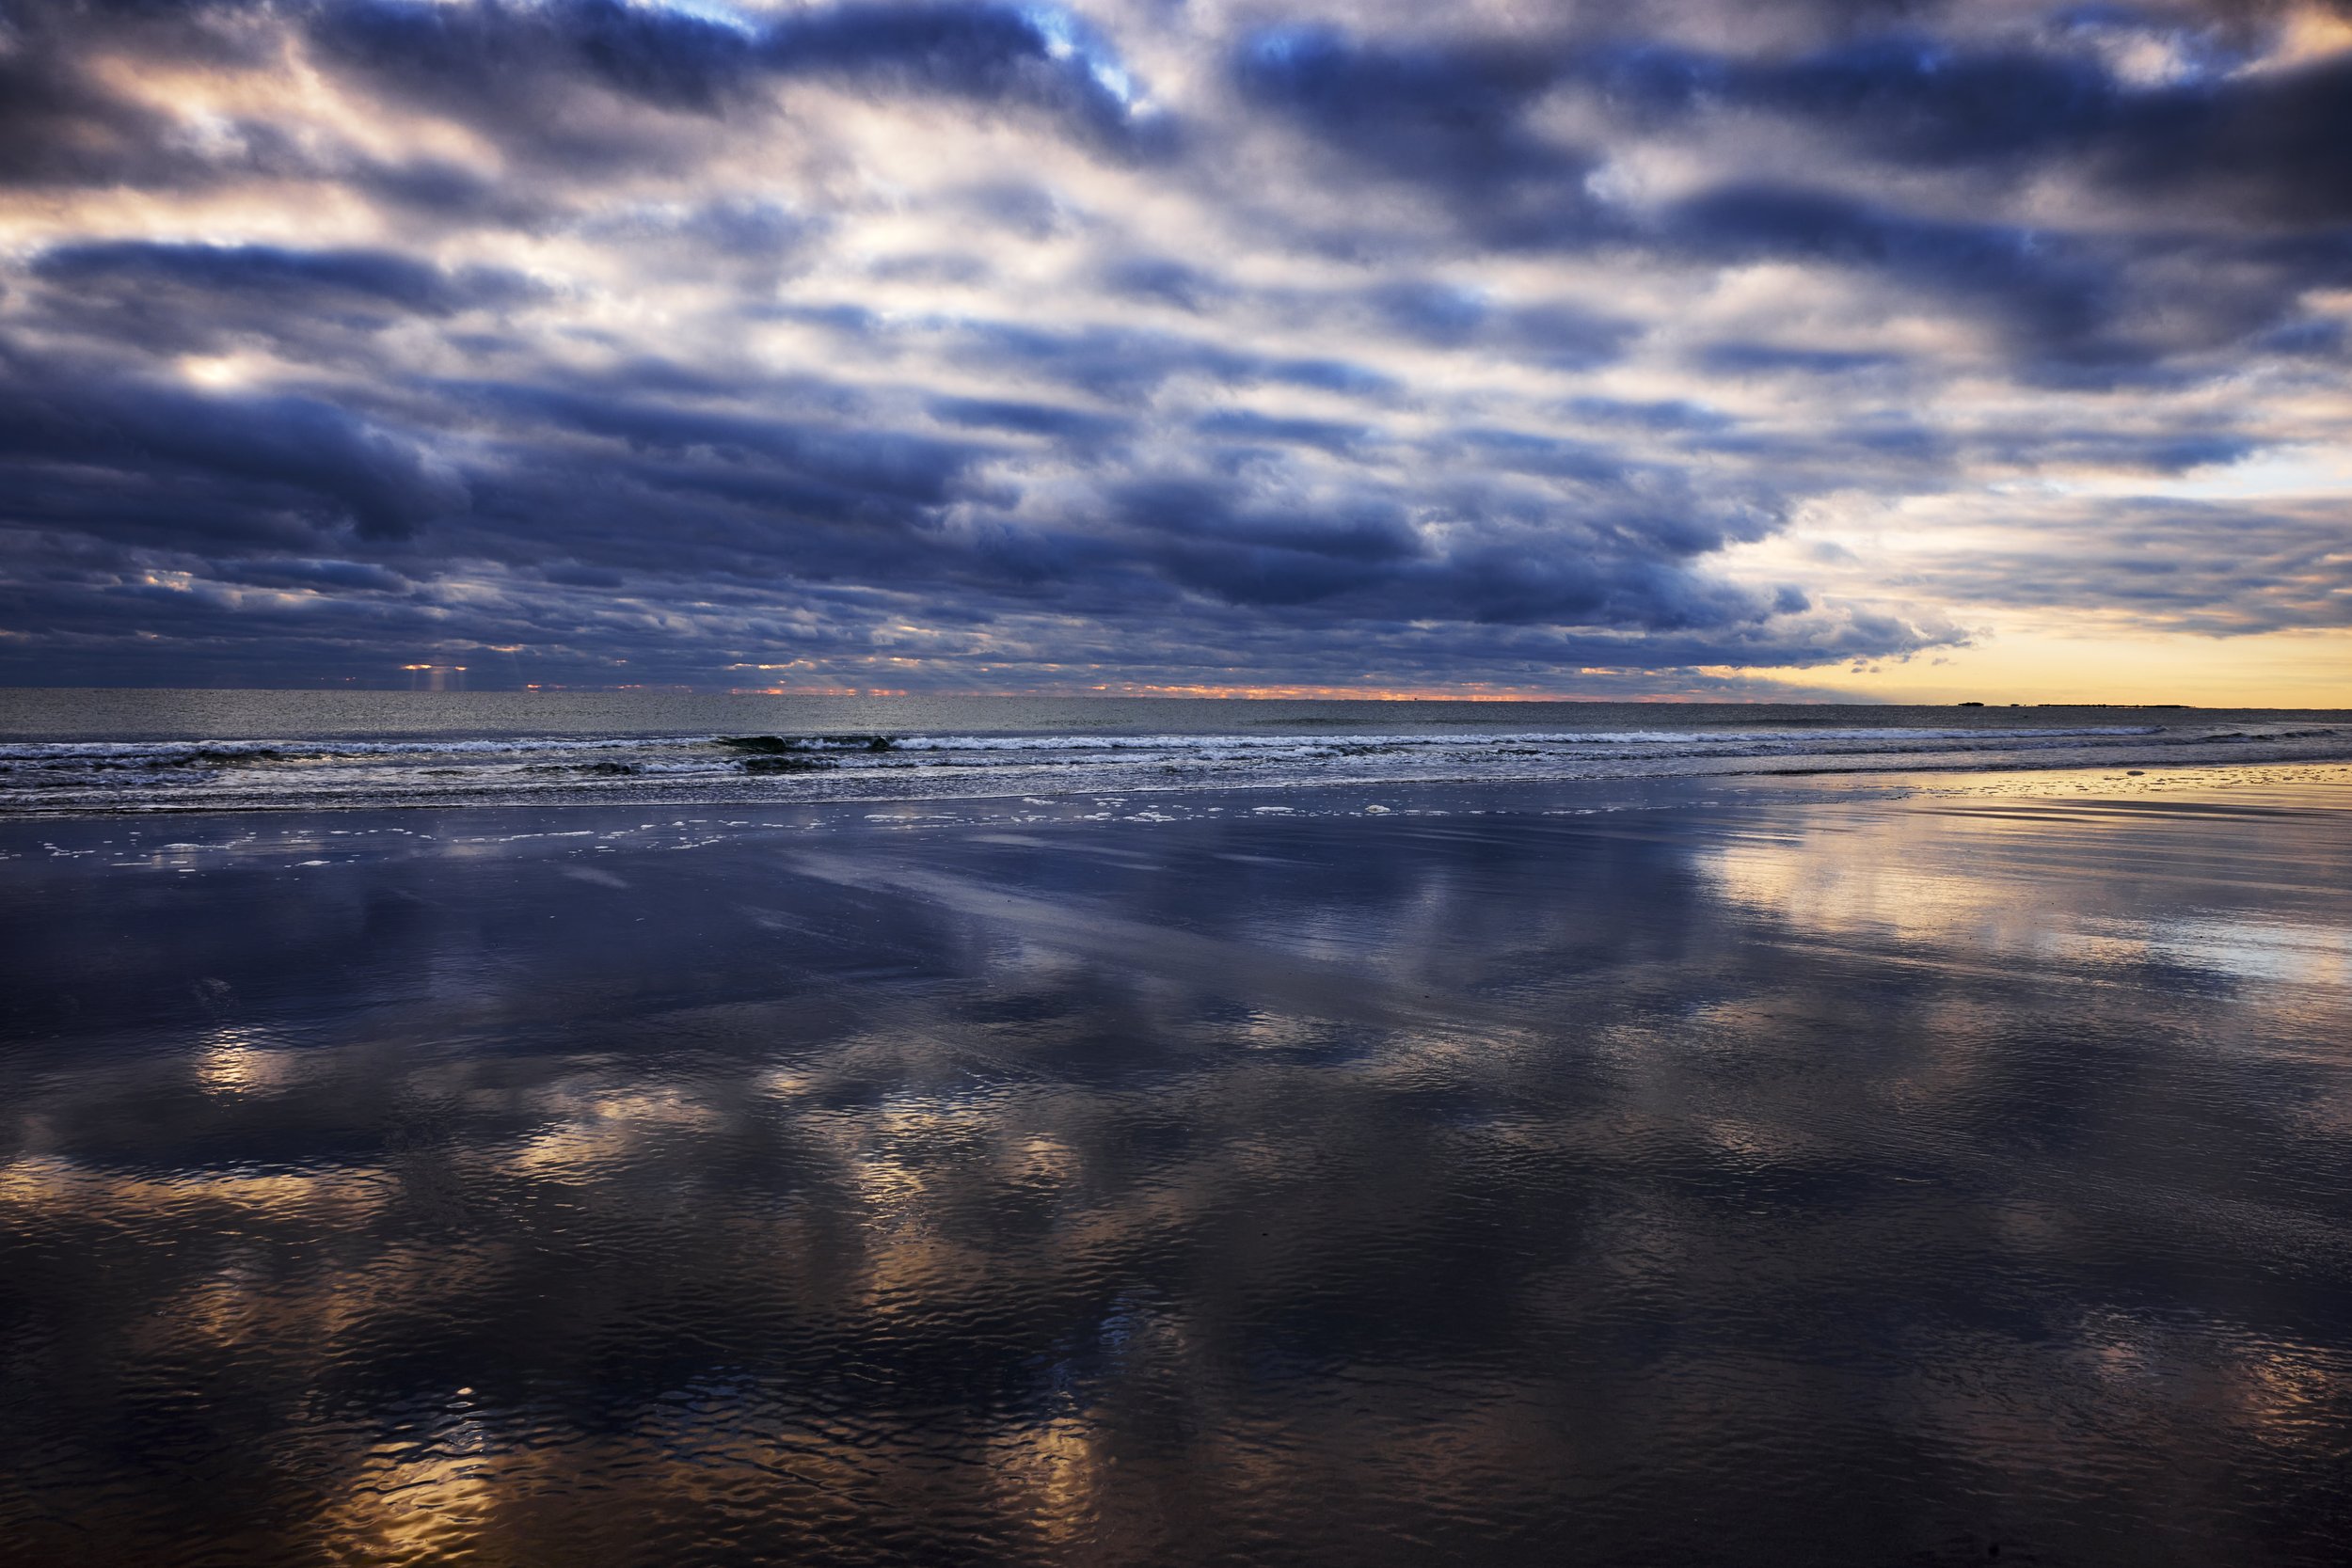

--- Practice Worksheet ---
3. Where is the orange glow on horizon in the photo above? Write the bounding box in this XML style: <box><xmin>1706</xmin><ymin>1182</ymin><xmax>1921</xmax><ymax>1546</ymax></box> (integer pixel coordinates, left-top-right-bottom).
<box><xmin>728</xmin><ymin>686</ymin><xmax>911</xmax><ymax>696</ymax></box>
<box><xmin>1078</xmin><ymin>683</ymin><xmax>1708</xmax><ymax>701</ymax></box>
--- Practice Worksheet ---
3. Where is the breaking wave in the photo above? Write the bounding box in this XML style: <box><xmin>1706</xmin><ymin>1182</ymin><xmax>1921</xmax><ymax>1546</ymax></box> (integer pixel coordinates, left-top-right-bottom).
<box><xmin>3</xmin><ymin>717</ymin><xmax>2346</xmax><ymax>816</ymax></box>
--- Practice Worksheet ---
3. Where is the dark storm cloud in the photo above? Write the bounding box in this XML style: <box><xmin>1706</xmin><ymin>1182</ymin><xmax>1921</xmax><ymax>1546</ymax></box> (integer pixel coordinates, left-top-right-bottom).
<box><xmin>1358</xmin><ymin>283</ymin><xmax>1637</xmax><ymax>367</ymax></box>
<box><xmin>1691</xmin><ymin>342</ymin><xmax>1906</xmax><ymax>378</ymax></box>
<box><xmin>212</xmin><ymin>556</ymin><xmax>416</xmax><ymax>594</ymax></box>
<box><xmin>0</xmin><ymin>348</ymin><xmax>464</xmax><ymax>542</ymax></box>
<box><xmin>453</xmin><ymin>381</ymin><xmax>983</xmax><ymax>514</ymax></box>
<box><xmin>1454</xmin><ymin>430</ymin><xmax>1634</xmax><ymax>484</ymax></box>
<box><xmin>931</xmin><ymin>396</ymin><xmax>1132</xmax><ymax>442</ymax></box>
<box><xmin>310</xmin><ymin>0</ymin><xmax>1162</xmax><ymax>157</ymax></box>
<box><xmin>0</xmin><ymin>0</ymin><xmax>1161</xmax><ymax>197</ymax></box>
<box><xmin>1227</xmin><ymin>14</ymin><xmax>2352</xmax><ymax>360</ymax></box>
<box><xmin>0</xmin><ymin>53</ymin><xmax>177</xmax><ymax>189</ymax></box>
<box><xmin>1232</xmin><ymin>10</ymin><xmax>2352</xmax><ymax>217</ymax></box>
<box><xmin>1232</xmin><ymin>23</ymin><xmax>1578</xmax><ymax>185</ymax></box>
<box><xmin>0</xmin><ymin>0</ymin><xmax>313</xmax><ymax>191</ymax></box>
<box><xmin>1665</xmin><ymin>187</ymin><xmax>2106</xmax><ymax>338</ymax></box>
<box><xmin>935</xmin><ymin>320</ymin><xmax>1403</xmax><ymax>404</ymax></box>
<box><xmin>583</xmin><ymin>198</ymin><xmax>829</xmax><ymax>286</ymax></box>
<box><xmin>1098</xmin><ymin>256</ymin><xmax>1230</xmax><ymax>312</ymax></box>
<box><xmin>1559</xmin><ymin>398</ymin><xmax>1734</xmax><ymax>436</ymax></box>
<box><xmin>25</xmin><ymin>243</ymin><xmax>541</xmax><ymax>356</ymax></box>
<box><xmin>1587</xmin><ymin>23</ymin><xmax>2352</xmax><ymax>221</ymax></box>
<box><xmin>32</xmin><ymin>242</ymin><xmax>518</xmax><ymax>315</ymax></box>
<box><xmin>0</xmin><ymin>0</ymin><xmax>2344</xmax><ymax>688</ymax></box>
<box><xmin>1192</xmin><ymin>409</ymin><xmax>1370</xmax><ymax>452</ymax></box>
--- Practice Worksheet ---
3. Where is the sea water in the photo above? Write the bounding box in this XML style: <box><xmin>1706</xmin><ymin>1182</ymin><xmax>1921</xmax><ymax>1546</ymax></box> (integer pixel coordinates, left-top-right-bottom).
<box><xmin>2</xmin><ymin>689</ymin><xmax>2346</xmax><ymax>814</ymax></box>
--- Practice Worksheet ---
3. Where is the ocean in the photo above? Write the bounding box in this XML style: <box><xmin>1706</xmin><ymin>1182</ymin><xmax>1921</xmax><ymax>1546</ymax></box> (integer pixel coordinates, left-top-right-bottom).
<box><xmin>2</xmin><ymin>689</ymin><xmax>2347</xmax><ymax>814</ymax></box>
<box><xmin>5</xmin><ymin>692</ymin><xmax>2351</xmax><ymax>1564</ymax></box>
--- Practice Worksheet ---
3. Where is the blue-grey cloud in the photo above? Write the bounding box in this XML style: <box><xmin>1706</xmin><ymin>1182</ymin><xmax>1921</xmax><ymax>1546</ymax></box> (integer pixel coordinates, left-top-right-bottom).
<box><xmin>310</xmin><ymin>0</ymin><xmax>1164</xmax><ymax>160</ymax></box>
<box><xmin>1225</xmin><ymin>15</ymin><xmax>2352</xmax><ymax>367</ymax></box>
<box><xmin>0</xmin><ymin>0</ymin><xmax>2344</xmax><ymax>689</ymax></box>
<box><xmin>0</xmin><ymin>349</ymin><xmax>466</xmax><ymax>542</ymax></box>
<box><xmin>26</xmin><ymin>243</ymin><xmax>543</xmax><ymax>359</ymax></box>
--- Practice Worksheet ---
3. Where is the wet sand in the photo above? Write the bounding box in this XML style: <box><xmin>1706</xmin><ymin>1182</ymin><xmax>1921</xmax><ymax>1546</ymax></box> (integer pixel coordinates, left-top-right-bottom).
<box><xmin>3</xmin><ymin>767</ymin><xmax>2349</xmax><ymax>1565</ymax></box>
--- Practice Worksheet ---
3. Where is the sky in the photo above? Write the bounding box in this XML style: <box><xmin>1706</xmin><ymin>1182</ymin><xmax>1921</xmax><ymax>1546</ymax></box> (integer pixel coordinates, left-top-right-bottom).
<box><xmin>2</xmin><ymin>0</ymin><xmax>2349</xmax><ymax>702</ymax></box>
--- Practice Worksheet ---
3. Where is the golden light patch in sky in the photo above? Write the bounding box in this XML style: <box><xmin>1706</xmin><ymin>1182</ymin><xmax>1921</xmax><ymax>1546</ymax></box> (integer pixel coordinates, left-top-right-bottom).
<box><xmin>1745</xmin><ymin>626</ymin><xmax>2352</xmax><ymax>707</ymax></box>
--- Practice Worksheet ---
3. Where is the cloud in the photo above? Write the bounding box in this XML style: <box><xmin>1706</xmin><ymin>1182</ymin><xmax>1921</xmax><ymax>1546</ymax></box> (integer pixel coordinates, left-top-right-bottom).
<box><xmin>1223</xmin><ymin>15</ymin><xmax>2352</xmax><ymax>368</ymax></box>
<box><xmin>24</xmin><ymin>243</ymin><xmax>540</xmax><ymax>358</ymax></box>
<box><xmin>309</xmin><ymin>0</ymin><xmax>1165</xmax><ymax>160</ymax></box>
<box><xmin>0</xmin><ymin>0</ymin><xmax>2344</xmax><ymax>689</ymax></box>
<box><xmin>1591</xmin><ymin>24</ymin><xmax>2352</xmax><ymax>222</ymax></box>
<box><xmin>1852</xmin><ymin>494</ymin><xmax>2352</xmax><ymax>636</ymax></box>
<box><xmin>931</xmin><ymin>395</ymin><xmax>1131</xmax><ymax>442</ymax></box>
<box><xmin>0</xmin><ymin>349</ymin><xmax>467</xmax><ymax>542</ymax></box>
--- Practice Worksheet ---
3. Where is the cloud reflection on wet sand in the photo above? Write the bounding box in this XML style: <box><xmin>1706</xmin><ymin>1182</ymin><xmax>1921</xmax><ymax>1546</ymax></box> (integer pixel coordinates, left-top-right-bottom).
<box><xmin>2</xmin><ymin>781</ymin><xmax>2349</xmax><ymax>1564</ymax></box>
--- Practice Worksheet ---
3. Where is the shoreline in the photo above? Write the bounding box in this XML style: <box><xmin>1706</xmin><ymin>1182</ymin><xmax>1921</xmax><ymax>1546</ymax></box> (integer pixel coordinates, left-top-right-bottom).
<box><xmin>8</xmin><ymin>763</ymin><xmax>2350</xmax><ymax>888</ymax></box>
<box><xmin>4</xmin><ymin>752</ymin><xmax>2350</xmax><ymax>824</ymax></box>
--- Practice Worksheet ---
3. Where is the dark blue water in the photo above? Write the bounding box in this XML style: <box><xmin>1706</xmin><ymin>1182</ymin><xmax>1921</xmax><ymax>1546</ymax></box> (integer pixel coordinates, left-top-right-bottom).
<box><xmin>3</xmin><ymin>772</ymin><xmax>2350</xmax><ymax>1564</ymax></box>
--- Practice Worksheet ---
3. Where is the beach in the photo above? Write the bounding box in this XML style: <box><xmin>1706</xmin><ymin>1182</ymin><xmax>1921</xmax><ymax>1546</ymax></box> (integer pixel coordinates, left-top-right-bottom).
<box><xmin>14</xmin><ymin>0</ymin><xmax>2352</xmax><ymax>1554</ymax></box>
<box><xmin>3</xmin><ymin>762</ymin><xmax>2349</xmax><ymax>1564</ymax></box>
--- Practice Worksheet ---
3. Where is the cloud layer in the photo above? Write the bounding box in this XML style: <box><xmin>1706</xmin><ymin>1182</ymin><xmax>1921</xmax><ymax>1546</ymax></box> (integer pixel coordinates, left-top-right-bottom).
<box><xmin>3</xmin><ymin>0</ymin><xmax>2348</xmax><ymax>689</ymax></box>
